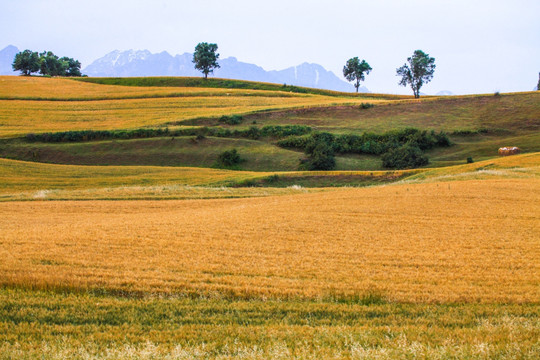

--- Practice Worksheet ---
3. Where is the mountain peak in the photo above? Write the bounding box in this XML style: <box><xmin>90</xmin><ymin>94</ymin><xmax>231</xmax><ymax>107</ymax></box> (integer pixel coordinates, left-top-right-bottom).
<box><xmin>1</xmin><ymin>45</ymin><xmax>19</xmax><ymax>52</ymax></box>
<box><xmin>0</xmin><ymin>45</ymin><xmax>20</xmax><ymax>75</ymax></box>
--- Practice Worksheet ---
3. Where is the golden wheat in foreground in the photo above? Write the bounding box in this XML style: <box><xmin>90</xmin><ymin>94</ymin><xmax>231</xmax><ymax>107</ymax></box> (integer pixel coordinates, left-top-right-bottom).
<box><xmin>1</xmin><ymin>177</ymin><xmax>538</xmax><ymax>303</ymax></box>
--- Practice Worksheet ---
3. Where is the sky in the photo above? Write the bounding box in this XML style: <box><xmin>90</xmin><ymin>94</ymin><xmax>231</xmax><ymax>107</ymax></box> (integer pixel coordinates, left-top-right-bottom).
<box><xmin>1</xmin><ymin>0</ymin><xmax>539</xmax><ymax>95</ymax></box>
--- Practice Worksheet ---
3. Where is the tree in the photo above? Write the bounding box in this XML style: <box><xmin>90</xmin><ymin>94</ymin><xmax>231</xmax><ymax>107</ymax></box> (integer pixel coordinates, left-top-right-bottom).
<box><xmin>300</xmin><ymin>134</ymin><xmax>336</xmax><ymax>170</ymax></box>
<box><xmin>216</xmin><ymin>148</ymin><xmax>242</xmax><ymax>167</ymax></box>
<box><xmin>192</xmin><ymin>42</ymin><xmax>220</xmax><ymax>79</ymax></box>
<box><xmin>60</xmin><ymin>57</ymin><xmax>82</xmax><ymax>77</ymax></box>
<box><xmin>12</xmin><ymin>50</ymin><xmax>40</xmax><ymax>75</ymax></box>
<box><xmin>396</xmin><ymin>50</ymin><xmax>436</xmax><ymax>98</ymax></box>
<box><xmin>381</xmin><ymin>144</ymin><xmax>428</xmax><ymax>169</ymax></box>
<box><xmin>343</xmin><ymin>57</ymin><xmax>372</xmax><ymax>93</ymax></box>
<box><xmin>39</xmin><ymin>51</ymin><xmax>67</xmax><ymax>76</ymax></box>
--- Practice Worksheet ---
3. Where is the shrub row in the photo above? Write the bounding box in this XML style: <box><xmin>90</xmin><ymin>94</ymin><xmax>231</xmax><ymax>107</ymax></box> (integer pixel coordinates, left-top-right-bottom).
<box><xmin>277</xmin><ymin>128</ymin><xmax>451</xmax><ymax>156</ymax></box>
<box><xmin>25</xmin><ymin>125</ymin><xmax>312</xmax><ymax>143</ymax></box>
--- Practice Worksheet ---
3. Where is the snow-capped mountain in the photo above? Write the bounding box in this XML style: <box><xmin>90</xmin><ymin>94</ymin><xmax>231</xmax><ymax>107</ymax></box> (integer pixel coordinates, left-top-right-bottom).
<box><xmin>83</xmin><ymin>49</ymin><xmax>365</xmax><ymax>93</ymax></box>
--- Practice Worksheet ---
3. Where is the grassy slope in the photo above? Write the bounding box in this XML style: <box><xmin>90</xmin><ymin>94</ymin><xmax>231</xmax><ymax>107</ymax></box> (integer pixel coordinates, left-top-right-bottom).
<box><xmin>240</xmin><ymin>92</ymin><xmax>540</xmax><ymax>133</ymax></box>
<box><xmin>0</xmin><ymin>136</ymin><xmax>385</xmax><ymax>171</ymax></box>
<box><xmin>0</xmin><ymin>153</ymin><xmax>536</xmax><ymax>201</ymax></box>
<box><xmin>1</xmin><ymin>77</ymin><xmax>538</xmax><ymax>171</ymax></box>
<box><xmin>75</xmin><ymin>76</ymin><xmax>412</xmax><ymax>100</ymax></box>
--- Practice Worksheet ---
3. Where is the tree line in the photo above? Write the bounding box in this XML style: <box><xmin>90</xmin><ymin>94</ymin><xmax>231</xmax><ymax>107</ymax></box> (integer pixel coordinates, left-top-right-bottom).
<box><xmin>12</xmin><ymin>50</ymin><xmax>82</xmax><ymax>77</ymax></box>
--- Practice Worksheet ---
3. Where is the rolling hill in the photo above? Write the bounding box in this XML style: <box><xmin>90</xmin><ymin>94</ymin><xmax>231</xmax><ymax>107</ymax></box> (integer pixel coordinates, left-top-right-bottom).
<box><xmin>1</xmin><ymin>75</ymin><xmax>539</xmax><ymax>358</ymax></box>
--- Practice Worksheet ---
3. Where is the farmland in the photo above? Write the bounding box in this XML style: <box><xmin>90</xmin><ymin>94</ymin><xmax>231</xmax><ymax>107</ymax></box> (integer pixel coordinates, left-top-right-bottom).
<box><xmin>0</xmin><ymin>76</ymin><xmax>539</xmax><ymax>358</ymax></box>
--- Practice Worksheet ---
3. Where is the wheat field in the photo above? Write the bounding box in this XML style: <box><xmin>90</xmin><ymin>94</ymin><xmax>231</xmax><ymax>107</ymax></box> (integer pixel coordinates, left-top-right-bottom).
<box><xmin>1</xmin><ymin>76</ymin><xmax>539</xmax><ymax>358</ymax></box>
<box><xmin>0</xmin><ymin>76</ymin><xmax>383</xmax><ymax>137</ymax></box>
<box><xmin>1</xmin><ymin>177</ymin><xmax>538</xmax><ymax>303</ymax></box>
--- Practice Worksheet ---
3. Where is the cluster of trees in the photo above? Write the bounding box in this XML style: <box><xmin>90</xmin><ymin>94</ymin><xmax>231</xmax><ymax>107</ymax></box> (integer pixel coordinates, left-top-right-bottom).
<box><xmin>12</xmin><ymin>50</ymin><xmax>82</xmax><ymax>77</ymax></box>
<box><xmin>343</xmin><ymin>50</ymin><xmax>436</xmax><ymax>98</ymax></box>
<box><xmin>278</xmin><ymin>128</ymin><xmax>451</xmax><ymax>170</ymax></box>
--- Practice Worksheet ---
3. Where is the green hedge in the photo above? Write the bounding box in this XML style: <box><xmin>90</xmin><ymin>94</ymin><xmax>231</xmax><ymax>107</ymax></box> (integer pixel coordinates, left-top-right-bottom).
<box><xmin>25</xmin><ymin>125</ymin><xmax>312</xmax><ymax>143</ymax></box>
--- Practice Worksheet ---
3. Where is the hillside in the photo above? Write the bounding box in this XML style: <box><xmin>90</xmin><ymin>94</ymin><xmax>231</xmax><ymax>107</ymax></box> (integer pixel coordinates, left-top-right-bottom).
<box><xmin>0</xmin><ymin>76</ymin><xmax>538</xmax><ymax>171</ymax></box>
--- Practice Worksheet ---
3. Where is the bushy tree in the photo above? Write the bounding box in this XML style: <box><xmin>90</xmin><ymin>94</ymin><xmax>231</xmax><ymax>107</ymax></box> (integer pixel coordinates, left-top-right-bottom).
<box><xmin>193</xmin><ymin>42</ymin><xmax>220</xmax><ymax>79</ymax></box>
<box><xmin>396</xmin><ymin>50</ymin><xmax>436</xmax><ymax>98</ymax></box>
<box><xmin>39</xmin><ymin>51</ymin><xmax>67</xmax><ymax>76</ymax></box>
<box><xmin>343</xmin><ymin>57</ymin><xmax>372</xmax><ymax>93</ymax></box>
<box><xmin>12</xmin><ymin>50</ymin><xmax>40</xmax><ymax>75</ymax></box>
<box><xmin>217</xmin><ymin>148</ymin><xmax>242</xmax><ymax>167</ymax></box>
<box><xmin>381</xmin><ymin>144</ymin><xmax>428</xmax><ymax>169</ymax></box>
<box><xmin>300</xmin><ymin>135</ymin><xmax>336</xmax><ymax>170</ymax></box>
<box><xmin>61</xmin><ymin>57</ymin><xmax>82</xmax><ymax>77</ymax></box>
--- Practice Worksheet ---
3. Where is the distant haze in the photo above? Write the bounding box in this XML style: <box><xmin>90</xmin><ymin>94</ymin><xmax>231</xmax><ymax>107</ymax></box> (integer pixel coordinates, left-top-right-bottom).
<box><xmin>1</xmin><ymin>0</ymin><xmax>539</xmax><ymax>95</ymax></box>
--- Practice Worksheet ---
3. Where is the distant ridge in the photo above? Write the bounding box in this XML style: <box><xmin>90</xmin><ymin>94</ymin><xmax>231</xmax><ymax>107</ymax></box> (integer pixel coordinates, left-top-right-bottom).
<box><xmin>0</xmin><ymin>45</ymin><xmax>19</xmax><ymax>75</ymax></box>
<box><xmin>83</xmin><ymin>49</ymin><xmax>367</xmax><ymax>93</ymax></box>
<box><xmin>435</xmin><ymin>90</ymin><xmax>454</xmax><ymax>96</ymax></box>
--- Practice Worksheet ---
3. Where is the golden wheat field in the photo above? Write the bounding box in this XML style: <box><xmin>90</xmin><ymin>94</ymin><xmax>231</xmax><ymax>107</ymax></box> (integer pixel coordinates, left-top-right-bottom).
<box><xmin>0</xmin><ymin>76</ymin><xmax>382</xmax><ymax>137</ymax></box>
<box><xmin>0</xmin><ymin>76</ymin><xmax>315</xmax><ymax>100</ymax></box>
<box><xmin>1</xmin><ymin>176</ymin><xmax>538</xmax><ymax>303</ymax></box>
<box><xmin>1</xmin><ymin>76</ymin><xmax>539</xmax><ymax>358</ymax></box>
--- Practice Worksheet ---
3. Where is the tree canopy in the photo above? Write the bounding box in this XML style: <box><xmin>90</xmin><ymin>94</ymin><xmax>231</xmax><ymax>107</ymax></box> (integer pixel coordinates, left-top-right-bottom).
<box><xmin>343</xmin><ymin>57</ymin><xmax>372</xmax><ymax>93</ymax></box>
<box><xmin>12</xmin><ymin>50</ymin><xmax>40</xmax><ymax>76</ymax></box>
<box><xmin>12</xmin><ymin>49</ymin><xmax>82</xmax><ymax>77</ymax></box>
<box><xmin>192</xmin><ymin>42</ymin><xmax>220</xmax><ymax>79</ymax></box>
<box><xmin>396</xmin><ymin>50</ymin><xmax>436</xmax><ymax>98</ymax></box>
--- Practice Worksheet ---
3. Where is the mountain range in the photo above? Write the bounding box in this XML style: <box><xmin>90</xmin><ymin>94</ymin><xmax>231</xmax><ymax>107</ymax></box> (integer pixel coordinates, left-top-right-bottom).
<box><xmin>82</xmin><ymin>49</ymin><xmax>363</xmax><ymax>92</ymax></box>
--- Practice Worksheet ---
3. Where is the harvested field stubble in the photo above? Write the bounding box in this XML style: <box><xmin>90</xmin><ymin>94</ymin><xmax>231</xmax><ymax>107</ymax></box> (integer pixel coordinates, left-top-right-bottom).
<box><xmin>1</xmin><ymin>178</ymin><xmax>538</xmax><ymax>303</ymax></box>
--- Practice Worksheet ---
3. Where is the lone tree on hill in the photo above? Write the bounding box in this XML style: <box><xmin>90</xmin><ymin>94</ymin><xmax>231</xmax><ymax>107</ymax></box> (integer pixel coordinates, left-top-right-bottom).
<box><xmin>193</xmin><ymin>42</ymin><xmax>220</xmax><ymax>79</ymax></box>
<box><xmin>12</xmin><ymin>50</ymin><xmax>40</xmax><ymax>75</ymax></box>
<box><xmin>396</xmin><ymin>50</ymin><xmax>436</xmax><ymax>98</ymax></box>
<box><xmin>343</xmin><ymin>57</ymin><xmax>372</xmax><ymax>93</ymax></box>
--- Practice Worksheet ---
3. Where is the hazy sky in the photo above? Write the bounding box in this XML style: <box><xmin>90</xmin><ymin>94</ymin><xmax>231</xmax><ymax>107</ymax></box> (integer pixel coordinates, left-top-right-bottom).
<box><xmin>1</xmin><ymin>0</ymin><xmax>539</xmax><ymax>94</ymax></box>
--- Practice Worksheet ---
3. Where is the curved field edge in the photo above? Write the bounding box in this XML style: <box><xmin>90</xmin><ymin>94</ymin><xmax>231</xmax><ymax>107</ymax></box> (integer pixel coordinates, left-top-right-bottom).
<box><xmin>0</xmin><ymin>288</ymin><xmax>539</xmax><ymax>359</ymax></box>
<box><xmin>0</xmin><ymin>153</ymin><xmax>538</xmax><ymax>201</ymax></box>
<box><xmin>73</xmin><ymin>76</ymin><xmax>413</xmax><ymax>99</ymax></box>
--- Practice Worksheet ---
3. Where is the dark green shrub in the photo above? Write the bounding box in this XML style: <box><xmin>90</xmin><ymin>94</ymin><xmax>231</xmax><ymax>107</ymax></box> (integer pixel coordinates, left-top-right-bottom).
<box><xmin>381</xmin><ymin>144</ymin><xmax>429</xmax><ymax>169</ymax></box>
<box><xmin>434</xmin><ymin>131</ymin><xmax>452</xmax><ymax>147</ymax></box>
<box><xmin>216</xmin><ymin>149</ymin><xmax>242</xmax><ymax>167</ymax></box>
<box><xmin>219</xmin><ymin>115</ymin><xmax>243</xmax><ymax>125</ymax></box>
<box><xmin>467</xmin><ymin>157</ymin><xmax>474</xmax><ymax>163</ymax></box>
<box><xmin>360</xmin><ymin>103</ymin><xmax>374</xmax><ymax>109</ymax></box>
<box><xmin>300</xmin><ymin>139</ymin><xmax>336</xmax><ymax>171</ymax></box>
<box><xmin>264</xmin><ymin>174</ymin><xmax>280</xmax><ymax>183</ymax></box>
<box><xmin>246</xmin><ymin>126</ymin><xmax>261</xmax><ymax>140</ymax></box>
